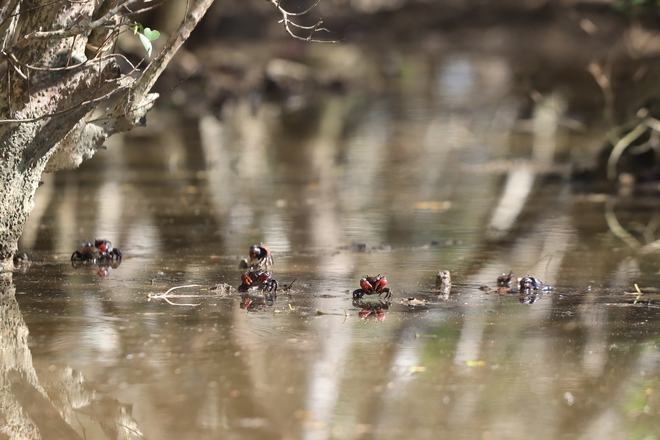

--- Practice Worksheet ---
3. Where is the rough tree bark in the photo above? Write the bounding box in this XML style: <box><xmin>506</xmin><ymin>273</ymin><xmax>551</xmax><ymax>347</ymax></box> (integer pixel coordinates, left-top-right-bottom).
<box><xmin>0</xmin><ymin>0</ymin><xmax>214</xmax><ymax>272</ymax></box>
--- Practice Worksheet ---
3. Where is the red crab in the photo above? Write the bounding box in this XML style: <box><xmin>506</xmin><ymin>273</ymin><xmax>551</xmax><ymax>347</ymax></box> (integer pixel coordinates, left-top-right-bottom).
<box><xmin>353</xmin><ymin>274</ymin><xmax>392</xmax><ymax>301</ymax></box>
<box><xmin>239</xmin><ymin>270</ymin><xmax>278</xmax><ymax>294</ymax></box>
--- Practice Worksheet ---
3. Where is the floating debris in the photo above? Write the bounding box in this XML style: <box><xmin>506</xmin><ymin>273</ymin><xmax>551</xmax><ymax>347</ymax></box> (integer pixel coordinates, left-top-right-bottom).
<box><xmin>466</xmin><ymin>360</ymin><xmax>486</xmax><ymax>367</ymax></box>
<box><xmin>436</xmin><ymin>270</ymin><xmax>451</xmax><ymax>287</ymax></box>
<box><xmin>413</xmin><ymin>200</ymin><xmax>452</xmax><ymax>212</ymax></box>
<box><xmin>400</xmin><ymin>297</ymin><xmax>427</xmax><ymax>306</ymax></box>
<box><xmin>340</xmin><ymin>243</ymin><xmax>392</xmax><ymax>253</ymax></box>
<box><xmin>435</xmin><ymin>269</ymin><xmax>452</xmax><ymax>299</ymax></box>
<box><xmin>209</xmin><ymin>283</ymin><xmax>235</xmax><ymax>296</ymax></box>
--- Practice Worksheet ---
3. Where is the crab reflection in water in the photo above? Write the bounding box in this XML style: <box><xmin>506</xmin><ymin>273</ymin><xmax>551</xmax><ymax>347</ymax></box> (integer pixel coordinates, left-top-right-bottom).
<box><xmin>353</xmin><ymin>298</ymin><xmax>390</xmax><ymax>322</ymax></box>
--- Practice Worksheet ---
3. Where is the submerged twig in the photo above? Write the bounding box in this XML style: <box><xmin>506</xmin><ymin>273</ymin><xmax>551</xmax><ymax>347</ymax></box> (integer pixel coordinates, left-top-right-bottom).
<box><xmin>147</xmin><ymin>284</ymin><xmax>203</xmax><ymax>307</ymax></box>
<box><xmin>588</xmin><ymin>62</ymin><xmax>615</xmax><ymax>130</ymax></box>
<box><xmin>316</xmin><ymin>307</ymin><xmax>348</xmax><ymax>317</ymax></box>
<box><xmin>607</xmin><ymin>121</ymin><xmax>648</xmax><ymax>181</ymax></box>
<box><xmin>316</xmin><ymin>307</ymin><xmax>349</xmax><ymax>324</ymax></box>
<box><xmin>634</xmin><ymin>283</ymin><xmax>643</xmax><ymax>304</ymax></box>
<box><xmin>282</xmin><ymin>278</ymin><xmax>297</xmax><ymax>292</ymax></box>
<box><xmin>605</xmin><ymin>198</ymin><xmax>641</xmax><ymax>250</ymax></box>
<box><xmin>624</xmin><ymin>283</ymin><xmax>645</xmax><ymax>304</ymax></box>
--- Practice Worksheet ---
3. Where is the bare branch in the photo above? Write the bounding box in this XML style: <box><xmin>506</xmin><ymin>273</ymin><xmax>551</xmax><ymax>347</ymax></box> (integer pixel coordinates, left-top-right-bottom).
<box><xmin>267</xmin><ymin>0</ymin><xmax>340</xmax><ymax>43</ymax></box>
<box><xmin>15</xmin><ymin>0</ymin><xmax>142</xmax><ymax>49</ymax></box>
<box><xmin>278</xmin><ymin>0</ymin><xmax>324</xmax><ymax>16</ymax></box>
<box><xmin>2</xmin><ymin>49</ymin><xmax>139</xmax><ymax>73</ymax></box>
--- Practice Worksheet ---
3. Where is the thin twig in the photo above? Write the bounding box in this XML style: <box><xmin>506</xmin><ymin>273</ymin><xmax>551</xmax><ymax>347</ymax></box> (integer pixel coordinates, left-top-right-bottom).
<box><xmin>268</xmin><ymin>0</ymin><xmax>339</xmax><ymax>43</ymax></box>
<box><xmin>282</xmin><ymin>277</ymin><xmax>297</xmax><ymax>292</ymax></box>
<box><xmin>147</xmin><ymin>284</ymin><xmax>203</xmax><ymax>306</ymax></box>
<box><xmin>588</xmin><ymin>62</ymin><xmax>615</xmax><ymax>132</ymax></box>
<box><xmin>3</xmin><ymin>49</ymin><xmax>139</xmax><ymax>73</ymax></box>
<box><xmin>316</xmin><ymin>308</ymin><xmax>348</xmax><ymax>317</ymax></box>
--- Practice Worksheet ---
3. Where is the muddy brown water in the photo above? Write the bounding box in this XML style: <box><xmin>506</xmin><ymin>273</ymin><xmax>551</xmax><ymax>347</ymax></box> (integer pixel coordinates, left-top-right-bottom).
<box><xmin>5</xmin><ymin>52</ymin><xmax>660</xmax><ymax>439</ymax></box>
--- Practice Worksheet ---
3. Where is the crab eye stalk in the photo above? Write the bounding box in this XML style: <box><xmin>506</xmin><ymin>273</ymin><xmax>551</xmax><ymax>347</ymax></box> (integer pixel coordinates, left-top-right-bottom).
<box><xmin>373</xmin><ymin>276</ymin><xmax>387</xmax><ymax>291</ymax></box>
<box><xmin>249</xmin><ymin>245</ymin><xmax>261</xmax><ymax>260</ymax></box>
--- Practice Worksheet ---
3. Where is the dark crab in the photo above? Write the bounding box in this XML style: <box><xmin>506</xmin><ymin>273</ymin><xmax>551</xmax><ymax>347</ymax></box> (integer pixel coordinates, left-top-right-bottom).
<box><xmin>497</xmin><ymin>271</ymin><xmax>514</xmax><ymax>288</ymax></box>
<box><xmin>352</xmin><ymin>274</ymin><xmax>392</xmax><ymax>301</ymax></box>
<box><xmin>71</xmin><ymin>242</ymin><xmax>100</xmax><ymax>262</ymax></box>
<box><xmin>519</xmin><ymin>291</ymin><xmax>543</xmax><ymax>304</ymax></box>
<box><xmin>518</xmin><ymin>276</ymin><xmax>544</xmax><ymax>293</ymax></box>
<box><xmin>71</xmin><ymin>254</ymin><xmax>121</xmax><ymax>277</ymax></box>
<box><xmin>71</xmin><ymin>239</ymin><xmax>122</xmax><ymax>263</ymax></box>
<box><xmin>249</xmin><ymin>243</ymin><xmax>273</xmax><ymax>271</ymax></box>
<box><xmin>94</xmin><ymin>239</ymin><xmax>122</xmax><ymax>261</ymax></box>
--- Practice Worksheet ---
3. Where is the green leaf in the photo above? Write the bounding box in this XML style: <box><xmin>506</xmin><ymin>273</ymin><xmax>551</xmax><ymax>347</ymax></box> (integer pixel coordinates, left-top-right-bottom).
<box><xmin>138</xmin><ymin>32</ymin><xmax>153</xmax><ymax>57</ymax></box>
<box><xmin>142</xmin><ymin>28</ymin><xmax>160</xmax><ymax>42</ymax></box>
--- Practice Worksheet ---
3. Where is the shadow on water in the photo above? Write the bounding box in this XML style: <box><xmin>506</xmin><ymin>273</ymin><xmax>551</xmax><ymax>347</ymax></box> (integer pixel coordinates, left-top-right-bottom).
<box><xmin>6</xmin><ymin>37</ymin><xmax>660</xmax><ymax>439</ymax></box>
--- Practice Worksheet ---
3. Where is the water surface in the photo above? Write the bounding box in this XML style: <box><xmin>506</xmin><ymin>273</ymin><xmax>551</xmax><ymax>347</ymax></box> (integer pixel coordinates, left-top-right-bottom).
<box><xmin>5</xmin><ymin>49</ymin><xmax>660</xmax><ymax>440</ymax></box>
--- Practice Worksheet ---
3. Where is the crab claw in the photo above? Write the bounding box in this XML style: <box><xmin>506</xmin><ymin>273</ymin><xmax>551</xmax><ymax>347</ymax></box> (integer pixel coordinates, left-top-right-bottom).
<box><xmin>359</xmin><ymin>277</ymin><xmax>373</xmax><ymax>292</ymax></box>
<box><xmin>256</xmin><ymin>271</ymin><xmax>271</xmax><ymax>283</ymax></box>
<box><xmin>373</xmin><ymin>276</ymin><xmax>387</xmax><ymax>292</ymax></box>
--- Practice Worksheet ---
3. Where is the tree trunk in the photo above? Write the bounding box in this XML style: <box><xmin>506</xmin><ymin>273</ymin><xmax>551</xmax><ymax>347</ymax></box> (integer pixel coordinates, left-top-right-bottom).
<box><xmin>0</xmin><ymin>0</ymin><xmax>215</xmax><ymax>272</ymax></box>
